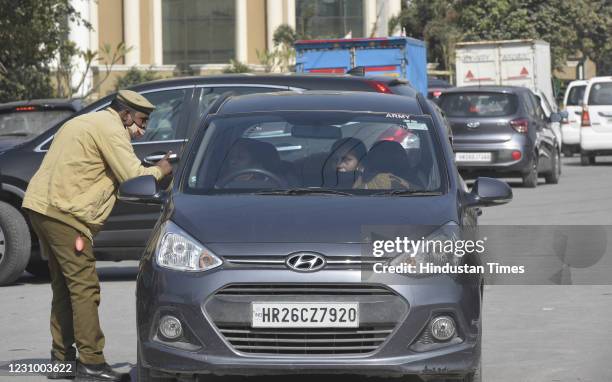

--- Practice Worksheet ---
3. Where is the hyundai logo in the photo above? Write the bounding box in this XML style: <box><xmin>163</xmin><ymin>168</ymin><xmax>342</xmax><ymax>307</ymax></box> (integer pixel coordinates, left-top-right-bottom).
<box><xmin>285</xmin><ymin>252</ymin><xmax>326</xmax><ymax>272</ymax></box>
<box><xmin>467</xmin><ymin>121</ymin><xmax>480</xmax><ymax>129</ymax></box>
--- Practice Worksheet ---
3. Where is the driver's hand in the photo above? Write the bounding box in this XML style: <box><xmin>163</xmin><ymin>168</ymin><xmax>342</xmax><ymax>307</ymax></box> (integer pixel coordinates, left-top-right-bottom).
<box><xmin>156</xmin><ymin>151</ymin><xmax>173</xmax><ymax>177</ymax></box>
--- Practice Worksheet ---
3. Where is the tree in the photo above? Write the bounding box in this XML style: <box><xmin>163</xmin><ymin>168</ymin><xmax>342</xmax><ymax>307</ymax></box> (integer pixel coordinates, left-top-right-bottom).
<box><xmin>115</xmin><ymin>66</ymin><xmax>161</xmax><ymax>90</ymax></box>
<box><xmin>0</xmin><ymin>0</ymin><xmax>90</xmax><ymax>102</ymax></box>
<box><xmin>456</xmin><ymin>0</ymin><xmax>611</xmax><ymax>71</ymax></box>
<box><xmin>388</xmin><ymin>0</ymin><xmax>462</xmax><ymax>71</ymax></box>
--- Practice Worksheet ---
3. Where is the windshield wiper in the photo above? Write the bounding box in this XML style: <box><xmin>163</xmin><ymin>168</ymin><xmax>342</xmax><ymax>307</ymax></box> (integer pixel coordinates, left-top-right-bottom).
<box><xmin>0</xmin><ymin>132</ymin><xmax>29</xmax><ymax>137</ymax></box>
<box><xmin>255</xmin><ymin>188</ymin><xmax>353</xmax><ymax>196</ymax></box>
<box><xmin>372</xmin><ymin>189</ymin><xmax>442</xmax><ymax>197</ymax></box>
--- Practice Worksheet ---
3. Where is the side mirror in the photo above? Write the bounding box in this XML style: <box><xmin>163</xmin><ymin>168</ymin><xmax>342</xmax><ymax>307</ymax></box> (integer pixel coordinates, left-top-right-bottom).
<box><xmin>550</xmin><ymin>112</ymin><xmax>562</xmax><ymax>123</ymax></box>
<box><xmin>118</xmin><ymin>175</ymin><xmax>164</xmax><ymax>204</ymax></box>
<box><xmin>466</xmin><ymin>177</ymin><xmax>512</xmax><ymax>207</ymax></box>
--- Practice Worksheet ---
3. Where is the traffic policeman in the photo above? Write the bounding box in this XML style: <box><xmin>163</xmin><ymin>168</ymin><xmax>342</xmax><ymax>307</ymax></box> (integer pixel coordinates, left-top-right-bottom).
<box><xmin>22</xmin><ymin>90</ymin><xmax>172</xmax><ymax>381</ymax></box>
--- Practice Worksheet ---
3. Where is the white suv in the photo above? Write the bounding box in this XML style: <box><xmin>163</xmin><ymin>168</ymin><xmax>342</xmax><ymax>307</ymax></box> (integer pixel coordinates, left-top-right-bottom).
<box><xmin>561</xmin><ymin>80</ymin><xmax>588</xmax><ymax>156</ymax></box>
<box><xmin>580</xmin><ymin>77</ymin><xmax>612</xmax><ymax>165</ymax></box>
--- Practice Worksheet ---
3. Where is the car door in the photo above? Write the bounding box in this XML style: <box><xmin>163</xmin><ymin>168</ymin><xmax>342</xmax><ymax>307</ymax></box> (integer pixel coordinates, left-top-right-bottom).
<box><xmin>527</xmin><ymin>92</ymin><xmax>555</xmax><ymax>172</ymax></box>
<box><xmin>94</xmin><ymin>86</ymin><xmax>194</xmax><ymax>249</ymax></box>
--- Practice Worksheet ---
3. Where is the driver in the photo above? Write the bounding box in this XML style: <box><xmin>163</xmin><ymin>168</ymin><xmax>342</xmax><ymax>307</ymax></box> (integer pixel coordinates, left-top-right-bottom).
<box><xmin>217</xmin><ymin>138</ymin><xmax>282</xmax><ymax>186</ymax></box>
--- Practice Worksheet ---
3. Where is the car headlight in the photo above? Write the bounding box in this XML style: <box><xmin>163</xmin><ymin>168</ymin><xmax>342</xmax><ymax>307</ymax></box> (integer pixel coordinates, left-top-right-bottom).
<box><xmin>389</xmin><ymin>222</ymin><xmax>463</xmax><ymax>272</ymax></box>
<box><xmin>156</xmin><ymin>222</ymin><xmax>222</xmax><ymax>272</ymax></box>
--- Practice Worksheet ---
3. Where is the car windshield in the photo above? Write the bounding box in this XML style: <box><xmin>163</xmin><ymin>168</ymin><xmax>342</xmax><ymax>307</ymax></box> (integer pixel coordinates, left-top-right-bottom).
<box><xmin>0</xmin><ymin>110</ymin><xmax>73</xmax><ymax>138</ymax></box>
<box><xmin>566</xmin><ymin>85</ymin><xmax>585</xmax><ymax>106</ymax></box>
<box><xmin>588</xmin><ymin>82</ymin><xmax>612</xmax><ymax>106</ymax></box>
<box><xmin>184</xmin><ymin>111</ymin><xmax>445</xmax><ymax>195</ymax></box>
<box><xmin>438</xmin><ymin>92</ymin><xmax>518</xmax><ymax>117</ymax></box>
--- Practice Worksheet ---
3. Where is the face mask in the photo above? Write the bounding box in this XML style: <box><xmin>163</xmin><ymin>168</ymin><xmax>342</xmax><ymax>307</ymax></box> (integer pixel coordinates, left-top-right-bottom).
<box><xmin>127</xmin><ymin>124</ymin><xmax>144</xmax><ymax>139</ymax></box>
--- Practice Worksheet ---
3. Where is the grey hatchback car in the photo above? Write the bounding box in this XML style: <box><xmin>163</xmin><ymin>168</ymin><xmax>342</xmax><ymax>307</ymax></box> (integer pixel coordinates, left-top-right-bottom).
<box><xmin>438</xmin><ymin>86</ymin><xmax>562</xmax><ymax>188</ymax></box>
<box><xmin>120</xmin><ymin>92</ymin><xmax>512</xmax><ymax>381</ymax></box>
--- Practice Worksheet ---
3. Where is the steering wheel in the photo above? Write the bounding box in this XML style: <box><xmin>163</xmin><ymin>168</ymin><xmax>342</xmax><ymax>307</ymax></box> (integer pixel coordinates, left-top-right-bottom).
<box><xmin>216</xmin><ymin>168</ymin><xmax>287</xmax><ymax>189</ymax></box>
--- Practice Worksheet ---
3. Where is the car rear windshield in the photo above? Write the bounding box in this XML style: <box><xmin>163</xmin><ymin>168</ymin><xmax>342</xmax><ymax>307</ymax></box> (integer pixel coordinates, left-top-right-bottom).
<box><xmin>588</xmin><ymin>82</ymin><xmax>612</xmax><ymax>106</ymax></box>
<box><xmin>184</xmin><ymin>111</ymin><xmax>446</xmax><ymax>195</ymax></box>
<box><xmin>438</xmin><ymin>92</ymin><xmax>519</xmax><ymax>117</ymax></box>
<box><xmin>566</xmin><ymin>85</ymin><xmax>586</xmax><ymax>106</ymax></box>
<box><xmin>0</xmin><ymin>110</ymin><xmax>73</xmax><ymax>138</ymax></box>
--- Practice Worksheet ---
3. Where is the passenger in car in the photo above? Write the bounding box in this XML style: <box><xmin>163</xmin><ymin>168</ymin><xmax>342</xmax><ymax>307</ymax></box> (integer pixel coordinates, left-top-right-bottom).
<box><xmin>324</xmin><ymin>137</ymin><xmax>367</xmax><ymax>188</ymax></box>
<box><xmin>353</xmin><ymin>141</ymin><xmax>410</xmax><ymax>190</ymax></box>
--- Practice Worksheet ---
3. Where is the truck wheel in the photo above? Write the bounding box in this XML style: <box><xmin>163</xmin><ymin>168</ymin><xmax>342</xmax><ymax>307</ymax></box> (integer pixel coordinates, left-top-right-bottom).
<box><xmin>522</xmin><ymin>157</ymin><xmax>538</xmax><ymax>188</ymax></box>
<box><xmin>562</xmin><ymin>147</ymin><xmax>573</xmax><ymax>158</ymax></box>
<box><xmin>545</xmin><ymin>148</ymin><xmax>561</xmax><ymax>184</ymax></box>
<box><xmin>0</xmin><ymin>201</ymin><xmax>31</xmax><ymax>286</ymax></box>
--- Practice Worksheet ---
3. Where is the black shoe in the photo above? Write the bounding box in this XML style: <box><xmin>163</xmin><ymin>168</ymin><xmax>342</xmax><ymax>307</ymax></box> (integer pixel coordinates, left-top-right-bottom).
<box><xmin>75</xmin><ymin>362</ymin><xmax>126</xmax><ymax>382</ymax></box>
<box><xmin>48</xmin><ymin>352</ymin><xmax>76</xmax><ymax>380</ymax></box>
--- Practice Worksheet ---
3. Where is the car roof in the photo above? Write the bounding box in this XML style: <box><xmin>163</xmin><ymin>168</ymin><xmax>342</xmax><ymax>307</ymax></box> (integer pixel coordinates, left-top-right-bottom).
<box><xmin>428</xmin><ymin>77</ymin><xmax>453</xmax><ymax>88</ymax></box>
<box><xmin>129</xmin><ymin>73</ymin><xmax>413</xmax><ymax>93</ymax></box>
<box><xmin>440</xmin><ymin>85</ymin><xmax>529</xmax><ymax>94</ymax></box>
<box><xmin>0</xmin><ymin>98</ymin><xmax>83</xmax><ymax>112</ymax></box>
<box><xmin>216</xmin><ymin>91</ymin><xmax>423</xmax><ymax>115</ymax></box>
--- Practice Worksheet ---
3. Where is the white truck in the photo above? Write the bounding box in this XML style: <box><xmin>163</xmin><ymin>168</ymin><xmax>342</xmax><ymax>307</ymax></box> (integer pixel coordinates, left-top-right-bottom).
<box><xmin>455</xmin><ymin>39</ymin><xmax>555</xmax><ymax>105</ymax></box>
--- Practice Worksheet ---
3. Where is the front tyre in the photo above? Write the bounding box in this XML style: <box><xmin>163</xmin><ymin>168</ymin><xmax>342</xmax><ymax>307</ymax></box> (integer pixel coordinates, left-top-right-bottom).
<box><xmin>0</xmin><ymin>201</ymin><xmax>31</xmax><ymax>286</ymax></box>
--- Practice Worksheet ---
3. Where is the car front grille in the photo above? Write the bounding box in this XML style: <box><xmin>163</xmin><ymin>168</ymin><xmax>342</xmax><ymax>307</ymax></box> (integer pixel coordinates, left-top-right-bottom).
<box><xmin>223</xmin><ymin>256</ymin><xmax>381</xmax><ymax>271</ymax></box>
<box><xmin>215</xmin><ymin>284</ymin><xmax>393</xmax><ymax>296</ymax></box>
<box><xmin>205</xmin><ymin>283</ymin><xmax>408</xmax><ymax>356</ymax></box>
<box><xmin>217</xmin><ymin>325</ymin><xmax>395</xmax><ymax>355</ymax></box>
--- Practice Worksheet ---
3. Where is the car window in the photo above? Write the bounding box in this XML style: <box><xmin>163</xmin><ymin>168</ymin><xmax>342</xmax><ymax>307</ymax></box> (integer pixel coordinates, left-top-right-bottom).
<box><xmin>196</xmin><ymin>86</ymin><xmax>288</xmax><ymax>118</ymax></box>
<box><xmin>0</xmin><ymin>110</ymin><xmax>73</xmax><ymax>138</ymax></box>
<box><xmin>566</xmin><ymin>85</ymin><xmax>586</xmax><ymax>106</ymax></box>
<box><xmin>185</xmin><ymin>112</ymin><xmax>445</xmax><ymax>194</ymax></box>
<box><xmin>132</xmin><ymin>89</ymin><xmax>188</xmax><ymax>142</ymax></box>
<box><xmin>438</xmin><ymin>92</ymin><xmax>518</xmax><ymax>117</ymax></box>
<box><xmin>588</xmin><ymin>82</ymin><xmax>612</xmax><ymax>106</ymax></box>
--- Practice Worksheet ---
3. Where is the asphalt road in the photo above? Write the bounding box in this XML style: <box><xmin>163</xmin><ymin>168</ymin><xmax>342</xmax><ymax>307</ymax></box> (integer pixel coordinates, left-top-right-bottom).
<box><xmin>1</xmin><ymin>155</ymin><xmax>611</xmax><ymax>382</ymax></box>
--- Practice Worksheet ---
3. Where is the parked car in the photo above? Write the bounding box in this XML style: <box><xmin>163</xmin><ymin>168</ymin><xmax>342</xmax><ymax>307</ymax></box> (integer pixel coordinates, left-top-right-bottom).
<box><xmin>428</xmin><ymin>77</ymin><xmax>453</xmax><ymax>100</ymax></box>
<box><xmin>0</xmin><ymin>99</ymin><xmax>83</xmax><ymax>152</ymax></box>
<box><xmin>437</xmin><ymin>86</ymin><xmax>562</xmax><ymax>188</ymax></box>
<box><xmin>561</xmin><ymin>80</ymin><xmax>588</xmax><ymax>157</ymax></box>
<box><xmin>0</xmin><ymin>74</ymin><xmax>426</xmax><ymax>286</ymax></box>
<box><xmin>123</xmin><ymin>90</ymin><xmax>512</xmax><ymax>382</ymax></box>
<box><xmin>579</xmin><ymin>76</ymin><xmax>612</xmax><ymax>165</ymax></box>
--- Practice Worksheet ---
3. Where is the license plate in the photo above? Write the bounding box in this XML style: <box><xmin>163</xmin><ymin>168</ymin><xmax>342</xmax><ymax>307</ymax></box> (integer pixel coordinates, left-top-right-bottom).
<box><xmin>455</xmin><ymin>152</ymin><xmax>492</xmax><ymax>162</ymax></box>
<box><xmin>252</xmin><ymin>302</ymin><xmax>359</xmax><ymax>328</ymax></box>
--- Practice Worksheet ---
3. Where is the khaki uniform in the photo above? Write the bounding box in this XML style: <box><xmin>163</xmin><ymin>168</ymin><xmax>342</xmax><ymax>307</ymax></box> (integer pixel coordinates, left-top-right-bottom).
<box><xmin>23</xmin><ymin>107</ymin><xmax>162</xmax><ymax>364</ymax></box>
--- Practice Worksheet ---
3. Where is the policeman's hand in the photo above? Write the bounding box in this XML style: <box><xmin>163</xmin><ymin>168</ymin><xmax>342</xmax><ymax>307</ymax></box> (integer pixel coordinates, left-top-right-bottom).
<box><xmin>156</xmin><ymin>151</ymin><xmax>173</xmax><ymax>177</ymax></box>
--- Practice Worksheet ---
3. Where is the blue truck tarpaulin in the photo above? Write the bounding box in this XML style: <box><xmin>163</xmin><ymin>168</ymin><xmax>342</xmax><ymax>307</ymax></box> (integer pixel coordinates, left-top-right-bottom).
<box><xmin>294</xmin><ymin>37</ymin><xmax>428</xmax><ymax>96</ymax></box>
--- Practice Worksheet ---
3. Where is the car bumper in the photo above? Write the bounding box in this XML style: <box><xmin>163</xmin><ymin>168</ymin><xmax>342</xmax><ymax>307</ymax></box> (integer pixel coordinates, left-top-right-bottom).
<box><xmin>453</xmin><ymin>139</ymin><xmax>533</xmax><ymax>174</ymax></box>
<box><xmin>137</xmin><ymin>262</ymin><xmax>481</xmax><ymax>379</ymax></box>
<box><xmin>581</xmin><ymin>128</ymin><xmax>612</xmax><ymax>151</ymax></box>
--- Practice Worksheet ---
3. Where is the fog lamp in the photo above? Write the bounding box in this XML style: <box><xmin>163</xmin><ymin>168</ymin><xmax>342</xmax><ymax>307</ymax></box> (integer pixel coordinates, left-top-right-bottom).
<box><xmin>430</xmin><ymin>316</ymin><xmax>456</xmax><ymax>341</ymax></box>
<box><xmin>159</xmin><ymin>315</ymin><xmax>182</xmax><ymax>340</ymax></box>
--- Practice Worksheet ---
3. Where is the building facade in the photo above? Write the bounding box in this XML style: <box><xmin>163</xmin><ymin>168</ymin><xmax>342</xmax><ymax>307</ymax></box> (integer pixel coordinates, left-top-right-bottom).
<box><xmin>70</xmin><ymin>0</ymin><xmax>402</xmax><ymax>97</ymax></box>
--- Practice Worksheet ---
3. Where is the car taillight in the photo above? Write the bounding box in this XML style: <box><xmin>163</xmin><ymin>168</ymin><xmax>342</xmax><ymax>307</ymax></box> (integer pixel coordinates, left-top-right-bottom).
<box><xmin>581</xmin><ymin>108</ymin><xmax>590</xmax><ymax>127</ymax></box>
<box><xmin>510</xmin><ymin>118</ymin><xmax>529</xmax><ymax>133</ymax></box>
<box><xmin>367</xmin><ymin>80</ymin><xmax>392</xmax><ymax>94</ymax></box>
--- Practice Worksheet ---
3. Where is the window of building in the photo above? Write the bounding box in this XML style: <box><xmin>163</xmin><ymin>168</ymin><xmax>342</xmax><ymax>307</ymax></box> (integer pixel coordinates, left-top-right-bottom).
<box><xmin>296</xmin><ymin>0</ymin><xmax>364</xmax><ymax>39</ymax></box>
<box><xmin>162</xmin><ymin>0</ymin><xmax>235</xmax><ymax>65</ymax></box>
